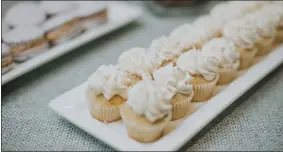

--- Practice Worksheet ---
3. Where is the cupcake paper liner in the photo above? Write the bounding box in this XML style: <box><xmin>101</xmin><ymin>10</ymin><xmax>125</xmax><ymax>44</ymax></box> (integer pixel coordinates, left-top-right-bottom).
<box><xmin>192</xmin><ymin>74</ymin><xmax>219</xmax><ymax>102</ymax></box>
<box><xmin>275</xmin><ymin>29</ymin><xmax>283</xmax><ymax>45</ymax></box>
<box><xmin>120</xmin><ymin>104</ymin><xmax>171</xmax><ymax>143</ymax></box>
<box><xmin>87</xmin><ymin>89</ymin><xmax>121</xmax><ymax>123</ymax></box>
<box><xmin>171</xmin><ymin>92</ymin><xmax>194</xmax><ymax>120</ymax></box>
<box><xmin>217</xmin><ymin>67</ymin><xmax>238</xmax><ymax>85</ymax></box>
<box><xmin>12</xmin><ymin>42</ymin><xmax>49</xmax><ymax>62</ymax></box>
<box><xmin>256</xmin><ymin>37</ymin><xmax>274</xmax><ymax>56</ymax></box>
<box><xmin>238</xmin><ymin>47</ymin><xmax>258</xmax><ymax>70</ymax></box>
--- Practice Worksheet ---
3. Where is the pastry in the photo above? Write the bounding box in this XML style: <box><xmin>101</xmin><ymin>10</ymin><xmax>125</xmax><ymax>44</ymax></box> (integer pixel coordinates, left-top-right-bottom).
<box><xmin>192</xmin><ymin>15</ymin><xmax>223</xmax><ymax>38</ymax></box>
<box><xmin>74</xmin><ymin>1</ymin><xmax>108</xmax><ymax>30</ymax></box>
<box><xmin>222</xmin><ymin>19</ymin><xmax>258</xmax><ymax>69</ymax></box>
<box><xmin>87</xmin><ymin>65</ymin><xmax>139</xmax><ymax>123</ymax></box>
<box><xmin>244</xmin><ymin>12</ymin><xmax>276</xmax><ymax>56</ymax></box>
<box><xmin>4</xmin><ymin>2</ymin><xmax>46</xmax><ymax>28</ymax></box>
<box><xmin>1</xmin><ymin>44</ymin><xmax>14</xmax><ymax>74</ymax></box>
<box><xmin>153</xmin><ymin>63</ymin><xmax>194</xmax><ymax>120</ymax></box>
<box><xmin>169</xmin><ymin>24</ymin><xmax>203</xmax><ymax>49</ymax></box>
<box><xmin>149</xmin><ymin>36</ymin><xmax>183</xmax><ymax>65</ymax></box>
<box><xmin>117</xmin><ymin>47</ymin><xmax>165</xmax><ymax>78</ymax></box>
<box><xmin>176</xmin><ymin>49</ymin><xmax>219</xmax><ymax>102</ymax></box>
<box><xmin>3</xmin><ymin>26</ymin><xmax>48</xmax><ymax>62</ymax></box>
<box><xmin>43</xmin><ymin>12</ymin><xmax>84</xmax><ymax>45</ymax></box>
<box><xmin>120</xmin><ymin>79</ymin><xmax>172</xmax><ymax>142</ymax></box>
<box><xmin>40</xmin><ymin>1</ymin><xmax>76</xmax><ymax>17</ymax></box>
<box><xmin>202</xmin><ymin>38</ymin><xmax>240</xmax><ymax>85</ymax></box>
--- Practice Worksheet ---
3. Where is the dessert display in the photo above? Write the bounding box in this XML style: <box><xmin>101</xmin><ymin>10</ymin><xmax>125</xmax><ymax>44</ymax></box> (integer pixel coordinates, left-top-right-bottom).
<box><xmin>4</xmin><ymin>1</ymin><xmax>46</xmax><ymax>28</ymax></box>
<box><xmin>84</xmin><ymin>1</ymin><xmax>283</xmax><ymax>143</ymax></box>
<box><xmin>2</xmin><ymin>1</ymin><xmax>110</xmax><ymax>75</ymax></box>
<box><xmin>74</xmin><ymin>1</ymin><xmax>108</xmax><ymax>30</ymax></box>
<box><xmin>43</xmin><ymin>13</ymin><xmax>83</xmax><ymax>45</ymax></box>
<box><xmin>1</xmin><ymin>44</ymin><xmax>14</xmax><ymax>74</ymax></box>
<box><xmin>3</xmin><ymin>26</ymin><xmax>48</xmax><ymax>62</ymax></box>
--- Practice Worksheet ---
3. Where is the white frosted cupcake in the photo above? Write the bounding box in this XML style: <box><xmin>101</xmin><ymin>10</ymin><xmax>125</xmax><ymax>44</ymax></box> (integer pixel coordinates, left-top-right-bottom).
<box><xmin>3</xmin><ymin>26</ymin><xmax>48</xmax><ymax>62</ymax></box>
<box><xmin>193</xmin><ymin>15</ymin><xmax>223</xmax><ymax>38</ymax></box>
<box><xmin>244</xmin><ymin>12</ymin><xmax>276</xmax><ymax>56</ymax></box>
<box><xmin>120</xmin><ymin>79</ymin><xmax>172</xmax><ymax>143</ymax></box>
<box><xmin>87</xmin><ymin>64</ymin><xmax>139</xmax><ymax>123</ymax></box>
<box><xmin>74</xmin><ymin>1</ymin><xmax>108</xmax><ymax>30</ymax></box>
<box><xmin>153</xmin><ymin>63</ymin><xmax>194</xmax><ymax>120</ymax></box>
<box><xmin>223</xmin><ymin>19</ymin><xmax>259</xmax><ymax>69</ymax></box>
<box><xmin>260</xmin><ymin>4</ymin><xmax>283</xmax><ymax>44</ymax></box>
<box><xmin>118</xmin><ymin>47</ymin><xmax>165</xmax><ymax>78</ymax></box>
<box><xmin>40</xmin><ymin>1</ymin><xmax>76</xmax><ymax>17</ymax></box>
<box><xmin>228</xmin><ymin>1</ymin><xmax>267</xmax><ymax>13</ymax></box>
<box><xmin>169</xmin><ymin>24</ymin><xmax>202</xmax><ymax>49</ymax></box>
<box><xmin>1</xmin><ymin>44</ymin><xmax>14</xmax><ymax>74</ymax></box>
<box><xmin>43</xmin><ymin>13</ymin><xmax>84</xmax><ymax>45</ymax></box>
<box><xmin>149</xmin><ymin>36</ymin><xmax>183</xmax><ymax>64</ymax></box>
<box><xmin>202</xmin><ymin>38</ymin><xmax>240</xmax><ymax>85</ymax></box>
<box><xmin>176</xmin><ymin>49</ymin><xmax>219</xmax><ymax>102</ymax></box>
<box><xmin>4</xmin><ymin>2</ymin><xmax>46</xmax><ymax>27</ymax></box>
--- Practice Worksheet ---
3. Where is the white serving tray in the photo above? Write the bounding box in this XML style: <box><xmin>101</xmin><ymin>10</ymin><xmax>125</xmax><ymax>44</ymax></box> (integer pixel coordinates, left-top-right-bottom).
<box><xmin>49</xmin><ymin>45</ymin><xmax>283</xmax><ymax>151</ymax></box>
<box><xmin>1</xmin><ymin>2</ymin><xmax>143</xmax><ymax>85</ymax></box>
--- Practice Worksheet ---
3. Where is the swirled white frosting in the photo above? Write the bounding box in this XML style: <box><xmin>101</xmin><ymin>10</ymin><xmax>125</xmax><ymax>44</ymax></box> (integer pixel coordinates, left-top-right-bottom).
<box><xmin>149</xmin><ymin>36</ymin><xmax>182</xmax><ymax>60</ymax></box>
<box><xmin>193</xmin><ymin>15</ymin><xmax>223</xmax><ymax>36</ymax></box>
<box><xmin>176</xmin><ymin>49</ymin><xmax>217</xmax><ymax>81</ymax></box>
<box><xmin>244</xmin><ymin>12</ymin><xmax>276</xmax><ymax>38</ymax></box>
<box><xmin>118</xmin><ymin>47</ymin><xmax>163</xmax><ymax>76</ymax></box>
<box><xmin>169</xmin><ymin>24</ymin><xmax>199</xmax><ymax>49</ymax></box>
<box><xmin>127</xmin><ymin>79</ymin><xmax>172</xmax><ymax>122</ymax></box>
<box><xmin>88</xmin><ymin>65</ymin><xmax>133</xmax><ymax>100</ymax></box>
<box><xmin>223</xmin><ymin>19</ymin><xmax>259</xmax><ymax>49</ymax></box>
<box><xmin>202</xmin><ymin>38</ymin><xmax>240</xmax><ymax>69</ymax></box>
<box><xmin>153</xmin><ymin>63</ymin><xmax>193</xmax><ymax>95</ymax></box>
<box><xmin>260</xmin><ymin>4</ymin><xmax>283</xmax><ymax>27</ymax></box>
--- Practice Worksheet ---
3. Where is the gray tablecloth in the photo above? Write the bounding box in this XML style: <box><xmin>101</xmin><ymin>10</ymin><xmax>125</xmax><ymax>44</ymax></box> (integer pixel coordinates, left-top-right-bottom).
<box><xmin>2</xmin><ymin>2</ymin><xmax>283</xmax><ymax>151</ymax></box>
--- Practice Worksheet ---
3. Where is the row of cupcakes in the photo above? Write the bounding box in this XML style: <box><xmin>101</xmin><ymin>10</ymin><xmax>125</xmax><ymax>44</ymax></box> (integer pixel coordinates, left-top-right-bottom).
<box><xmin>86</xmin><ymin>1</ymin><xmax>283</xmax><ymax>143</ymax></box>
<box><xmin>1</xmin><ymin>1</ymin><xmax>108</xmax><ymax>74</ymax></box>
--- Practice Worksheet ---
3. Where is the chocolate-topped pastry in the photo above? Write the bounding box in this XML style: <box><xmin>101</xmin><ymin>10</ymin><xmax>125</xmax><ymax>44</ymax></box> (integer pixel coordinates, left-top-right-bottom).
<box><xmin>74</xmin><ymin>1</ymin><xmax>108</xmax><ymax>30</ymax></box>
<box><xmin>43</xmin><ymin>13</ymin><xmax>84</xmax><ymax>45</ymax></box>
<box><xmin>1</xmin><ymin>44</ymin><xmax>14</xmax><ymax>74</ymax></box>
<box><xmin>3</xmin><ymin>26</ymin><xmax>49</xmax><ymax>62</ymax></box>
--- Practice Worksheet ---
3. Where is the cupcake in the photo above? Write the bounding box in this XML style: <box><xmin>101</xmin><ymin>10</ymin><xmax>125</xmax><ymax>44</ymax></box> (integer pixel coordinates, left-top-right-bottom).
<box><xmin>74</xmin><ymin>1</ymin><xmax>108</xmax><ymax>30</ymax></box>
<box><xmin>176</xmin><ymin>49</ymin><xmax>219</xmax><ymax>102</ymax></box>
<box><xmin>4</xmin><ymin>2</ymin><xmax>46</xmax><ymax>28</ymax></box>
<box><xmin>244</xmin><ymin>12</ymin><xmax>276</xmax><ymax>56</ymax></box>
<box><xmin>3</xmin><ymin>26</ymin><xmax>48</xmax><ymax>62</ymax></box>
<box><xmin>260</xmin><ymin>4</ymin><xmax>283</xmax><ymax>45</ymax></box>
<box><xmin>169</xmin><ymin>24</ymin><xmax>204</xmax><ymax>49</ymax></box>
<box><xmin>87</xmin><ymin>65</ymin><xmax>139</xmax><ymax>123</ymax></box>
<box><xmin>192</xmin><ymin>15</ymin><xmax>223</xmax><ymax>38</ymax></box>
<box><xmin>117</xmin><ymin>47</ymin><xmax>165</xmax><ymax>78</ymax></box>
<box><xmin>40</xmin><ymin>1</ymin><xmax>76</xmax><ymax>17</ymax></box>
<box><xmin>202</xmin><ymin>38</ymin><xmax>240</xmax><ymax>85</ymax></box>
<box><xmin>222</xmin><ymin>19</ymin><xmax>259</xmax><ymax>69</ymax></box>
<box><xmin>149</xmin><ymin>36</ymin><xmax>183</xmax><ymax>65</ymax></box>
<box><xmin>228</xmin><ymin>1</ymin><xmax>267</xmax><ymax>13</ymax></box>
<box><xmin>1</xmin><ymin>44</ymin><xmax>14</xmax><ymax>74</ymax></box>
<box><xmin>153</xmin><ymin>63</ymin><xmax>194</xmax><ymax>120</ymax></box>
<box><xmin>43</xmin><ymin>13</ymin><xmax>84</xmax><ymax>45</ymax></box>
<box><xmin>120</xmin><ymin>79</ymin><xmax>172</xmax><ymax>143</ymax></box>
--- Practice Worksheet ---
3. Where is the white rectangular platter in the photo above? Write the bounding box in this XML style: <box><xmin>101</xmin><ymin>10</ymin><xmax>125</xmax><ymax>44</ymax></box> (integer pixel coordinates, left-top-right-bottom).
<box><xmin>49</xmin><ymin>45</ymin><xmax>283</xmax><ymax>151</ymax></box>
<box><xmin>1</xmin><ymin>2</ymin><xmax>143</xmax><ymax>85</ymax></box>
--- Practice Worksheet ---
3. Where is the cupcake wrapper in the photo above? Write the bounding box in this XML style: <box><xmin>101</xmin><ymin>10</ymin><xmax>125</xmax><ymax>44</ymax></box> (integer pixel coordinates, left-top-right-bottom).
<box><xmin>171</xmin><ymin>92</ymin><xmax>194</xmax><ymax>120</ymax></box>
<box><xmin>256</xmin><ymin>37</ymin><xmax>274</xmax><ymax>56</ymax></box>
<box><xmin>192</xmin><ymin>74</ymin><xmax>219</xmax><ymax>102</ymax></box>
<box><xmin>275</xmin><ymin>29</ymin><xmax>283</xmax><ymax>45</ymax></box>
<box><xmin>53</xmin><ymin>25</ymin><xmax>84</xmax><ymax>45</ymax></box>
<box><xmin>87</xmin><ymin>90</ymin><xmax>121</xmax><ymax>123</ymax></box>
<box><xmin>238</xmin><ymin>48</ymin><xmax>257</xmax><ymax>70</ymax></box>
<box><xmin>120</xmin><ymin>105</ymin><xmax>171</xmax><ymax>143</ymax></box>
<box><xmin>217</xmin><ymin>68</ymin><xmax>237</xmax><ymax>85</ymax></box>
<box><xmin>12</xmin><ymin>42</ymin><xmax>49</xmax><ymax>63</ymax></box>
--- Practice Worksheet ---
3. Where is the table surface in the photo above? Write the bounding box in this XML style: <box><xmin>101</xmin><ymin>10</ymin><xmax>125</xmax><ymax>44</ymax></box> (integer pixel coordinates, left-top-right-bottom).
<box><xmin>2</xmin><ymin>2</ymin><xmax>283</xmax><ymax>151</ymax></box>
